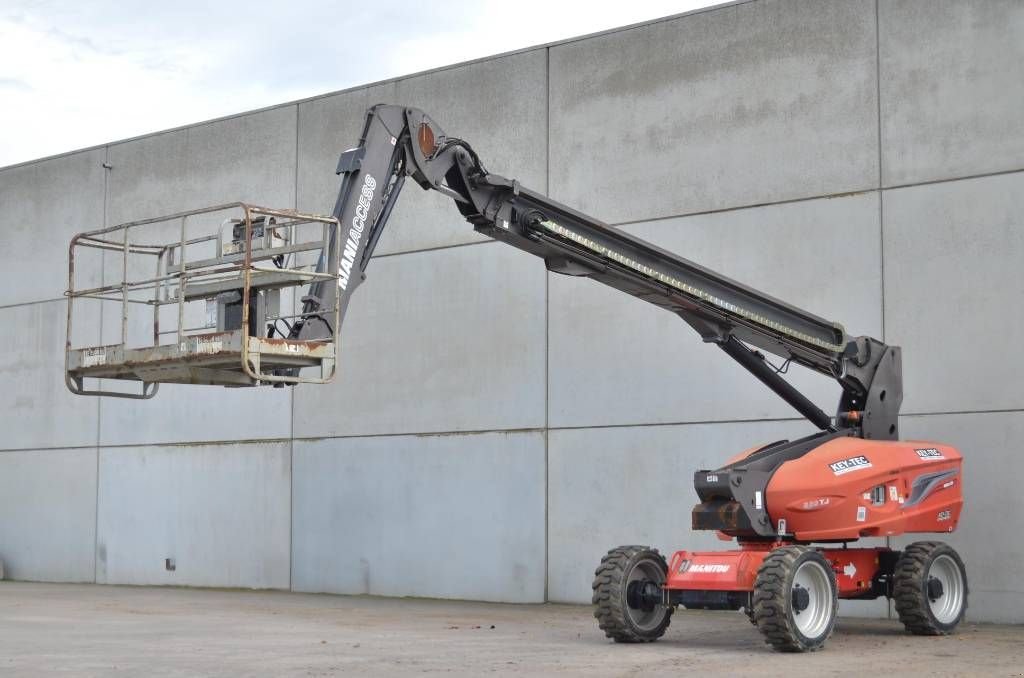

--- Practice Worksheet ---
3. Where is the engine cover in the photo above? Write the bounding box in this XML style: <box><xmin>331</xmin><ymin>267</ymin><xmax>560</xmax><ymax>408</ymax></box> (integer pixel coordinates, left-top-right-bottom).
<box><xmin>692</xmin><ymin>433</ymin><xmax>963</xmax><ymax>542</ymax></box>
<box><xmin>767</xmin><ymin>437</ymin><xmax>963</xmax><ymax>541</ymax></box>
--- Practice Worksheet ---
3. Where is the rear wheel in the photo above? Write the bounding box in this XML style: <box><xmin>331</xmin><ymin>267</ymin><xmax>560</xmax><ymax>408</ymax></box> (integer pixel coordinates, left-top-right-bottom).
<box><xmin>893</xmin><ymin>541</ymin><xmax>968</xmax><ymax>635</ymax></box>
<box><xmin>752</xmin><ymin>546</ymin><xmax>838</xmax><ymax>652</ymax></box>
<box><xmin>592</xmin><ymin>545</ymin><xmax>673</xmax><ymax>642</ymax></box>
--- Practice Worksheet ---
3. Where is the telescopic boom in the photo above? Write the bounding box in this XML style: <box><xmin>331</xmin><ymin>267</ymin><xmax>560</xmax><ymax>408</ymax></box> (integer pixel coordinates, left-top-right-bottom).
<box><xmin>292</xmin><ymin>105</ymin><xmax>901</xmax><ymax>440</ymax></box>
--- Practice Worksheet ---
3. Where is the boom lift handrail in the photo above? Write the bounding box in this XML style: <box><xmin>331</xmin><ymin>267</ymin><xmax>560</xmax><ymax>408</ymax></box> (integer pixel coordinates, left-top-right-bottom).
<box><xmin>290</xmin><ymin>104</ymin><xmax>902</xmax><ymax>440</ymax></box>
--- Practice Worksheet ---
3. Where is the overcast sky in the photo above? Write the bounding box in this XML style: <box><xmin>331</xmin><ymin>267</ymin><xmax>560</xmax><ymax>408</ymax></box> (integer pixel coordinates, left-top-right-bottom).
<box><xmin>0</xmin><ymin>1</ymin><xmax>718</xmax><ymax>168</ymax></box>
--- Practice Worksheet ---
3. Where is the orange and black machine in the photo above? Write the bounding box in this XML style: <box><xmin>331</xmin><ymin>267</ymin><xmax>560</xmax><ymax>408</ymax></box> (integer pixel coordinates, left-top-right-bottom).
<box><xmin>297</xmin><ymin>106</ymin><xmax>965</xmax><ymax>652</ymax></box>
<box><xmin>76</xmin><ymin>104</ymin><xmax>967</xmax><ymax>652</ymax></box>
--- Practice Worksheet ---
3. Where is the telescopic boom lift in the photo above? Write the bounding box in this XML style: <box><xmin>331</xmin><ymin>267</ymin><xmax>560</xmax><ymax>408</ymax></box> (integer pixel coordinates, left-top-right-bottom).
<box><xmin>66</xmin><ymin>104</ymin><xmax>967</xmax><ymax>652</ymax></box>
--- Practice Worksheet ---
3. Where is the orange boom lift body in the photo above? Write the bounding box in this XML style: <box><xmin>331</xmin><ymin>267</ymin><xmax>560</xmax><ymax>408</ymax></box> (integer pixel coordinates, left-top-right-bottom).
<box><xmin>67</xmin><ymin>105</ymin><xmax>969</xmax><ymax>652</ymax></box>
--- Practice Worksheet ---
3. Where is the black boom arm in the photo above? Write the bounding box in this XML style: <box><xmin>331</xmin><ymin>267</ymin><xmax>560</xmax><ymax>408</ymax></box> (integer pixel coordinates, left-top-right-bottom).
<box><xmin>291</xmin><ymin>105</ymin><xmax>902</xmax><ymax>440</ymax></box>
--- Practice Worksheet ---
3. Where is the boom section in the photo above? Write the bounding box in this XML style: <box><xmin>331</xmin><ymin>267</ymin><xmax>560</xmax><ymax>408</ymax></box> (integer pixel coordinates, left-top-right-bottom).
<box><xmin>485</xmin><ymin>185</ymin><xmax>849</xmax><ymax>377</ymax></box>
<box><xmin>294</xmin><ymin>105</ymin><xmax>410</xmax><ymax>341</ymax></box>
<box><xmin>294</xmin><ymin>104</ymin><xmax>900</xmax><ymax>439</ymax></box>
<box><xmin>297</xmin><ymin>105</ymin><xmax>848</xmax><ymax>376</ymax></box>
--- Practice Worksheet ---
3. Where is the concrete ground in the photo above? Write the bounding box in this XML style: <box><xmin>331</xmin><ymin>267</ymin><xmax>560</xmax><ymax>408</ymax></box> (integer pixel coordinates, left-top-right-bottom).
<box><xmin>0</xmin><ymin>582</ymin><xmax>1021</xmax><ymax>677</ymax></box>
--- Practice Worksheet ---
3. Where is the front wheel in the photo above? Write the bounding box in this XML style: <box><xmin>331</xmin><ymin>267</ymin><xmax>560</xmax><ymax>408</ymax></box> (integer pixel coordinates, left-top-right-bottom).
<box><xmin>752</xmin><ymin>546</ymin><xmax>838</xmax><ymax>652</ymax></box>
<box><xmin>592</xmin><ymin>545</ymin><xmax>673</xmax><ymax>642</ymax></box>
<box><xmin>893</xmin><ymin>541</ymin><xmax>968</xmax><ymax>635</ymax></box>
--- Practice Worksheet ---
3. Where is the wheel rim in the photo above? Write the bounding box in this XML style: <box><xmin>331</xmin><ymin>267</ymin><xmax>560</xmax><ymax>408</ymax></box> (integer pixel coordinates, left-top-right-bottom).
<box><xmin>928</xmin><ymin>554</ymin><xmax>965</xmax><ymax>624</ymax></box>
<box><xmin>625</xmin><ymin>558</ymin><xmax>667</xmax><ymax>631</ymax></box>
<box><xmin>791</xmin><ymin>560</ymin><xmax>833</xmax><ymax>639</ymax></box>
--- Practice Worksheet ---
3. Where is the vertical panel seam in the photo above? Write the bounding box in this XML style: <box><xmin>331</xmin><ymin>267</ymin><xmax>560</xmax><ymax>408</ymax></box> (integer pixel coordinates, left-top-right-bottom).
<box><xmin>875</xmin><ymin>0</ymin><xmax>886</xmax><ymax>343</ymax></box>
<box><xmin>289</xmin><ymin>380</ymin><xmax>296</xmax><ymax>591</ymax></box>
<box><xmin>875</xmin><ymin>0</ymin><xmax>892</xmax><ymax>621</ymax></box>
<box><xmin>543</xmin><ymin>44</ymin><xmax>551</xmax><ymax>603</ymax></box>
<box><xmin>294</xmin><ymin>104</ymin><xmax>300</xmax><ymax>211</ymax></box>
<box><xmin>290</xmin><ymin>102</ymin><xmax>299</xmax><ymax>592</ymax></box>
<box><xmin>94</xmin><ymin>145</ymin><xmax>110</xmax><ymax>584</ymax></box>
<box><xmin>288</xmin><ymin>437</ymin><xmax>294</xmax><ymax>592</ymax></box>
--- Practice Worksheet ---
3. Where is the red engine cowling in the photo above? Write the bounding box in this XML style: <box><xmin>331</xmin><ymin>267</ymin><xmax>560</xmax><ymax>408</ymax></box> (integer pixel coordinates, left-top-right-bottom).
<box><xmin>765</xmin><ymin>437</ymin><xmax>963</xmax><ymax>541</ymax></box>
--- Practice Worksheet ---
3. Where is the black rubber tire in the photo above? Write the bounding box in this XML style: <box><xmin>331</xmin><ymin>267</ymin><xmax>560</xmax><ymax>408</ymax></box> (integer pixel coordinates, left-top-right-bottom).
<box><xmin>592</xmin><ymin>545</ymin><xmax>673</xmax><ymax>643</ymax></box>
<box><xmin>893</xmin><ymin>541</ymin><xmax>968</xmax><ymax>635</ymax></box>
<box><xmin>752</xmin><ymin>546</ymin><xmax>838</xmax><ymax>652</ymax></box>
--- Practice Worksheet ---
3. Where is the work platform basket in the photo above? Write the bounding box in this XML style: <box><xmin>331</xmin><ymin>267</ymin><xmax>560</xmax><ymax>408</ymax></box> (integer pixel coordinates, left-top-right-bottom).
<box><xmin>65</xmin><ymin>203</ymin><xmax>340</xmax><ymax>398</ymax></box>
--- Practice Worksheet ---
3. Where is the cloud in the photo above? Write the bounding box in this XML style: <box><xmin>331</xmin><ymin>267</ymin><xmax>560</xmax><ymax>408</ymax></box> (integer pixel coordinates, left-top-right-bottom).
<box><xmin>0</xmin><ymin>77</ymin><xmax>33</xmax><ymax>91</ymax></box>
<box><xmin>0</xmin><ymin>0</ymin><xmax>714</xmax><ymax>167</ymax></box>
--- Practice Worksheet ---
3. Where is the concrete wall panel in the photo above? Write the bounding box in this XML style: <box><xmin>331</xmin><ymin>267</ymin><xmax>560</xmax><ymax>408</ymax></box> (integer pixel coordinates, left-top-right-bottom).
<box><xmin>296</xmin><ymin>50</ymin><xmax>547</xmax><ymax>256</ymax></box>
<box><xmin>0</xmin><ymin>149</ymin><xmax>106</xmax><ymax>306</ymax></box>
<box><xmin>0</xmin><ymin>299</ymin><xmax>99</xmax><ymax>450</ymax></box>
<box><xmin>95</xmin><ymin>442</ymin><xmax>290</xmax><ymax>589</ymax></box>
<box><xmin>106</xmin><ymin>106</ymin><xmax>297</xmax><ymax>225</ymax></box>
<box><xmin>292</xmin><ymin>431</ymin><xmax>545</xmax><ymax>602</ymax></box>
<box><xmin>549</xmin><ymin>193</ymin><xmax>882</xmax><ymax>428</ymax></box>
<box><xmin>547</xmin><ymin>419</ymin><xmax>814</xmax><ymax>603</ymax></box>
<box><xmin>295</xmin><ymin>83</ymin><xmax>396</xmax><ymax>219</ymax></box>
<box><xmin>883</xmin><ymin>174</ymin><xmax>1024</xmax><ymax>415</ymax></box>
<box><xmin>549</xmin><ymin>0</ymin><xmax>878</xmax><ymax>224</ymax></box>
<box><xmin>98</xmin><ymin>385</ymin><xmax>291</xmax><ymax>447</ymax></box>
<box><xmin>896</xmin><ymin>411</ymin><xmax>1024</xmax><ymax>624</ymax></box>
<box><xmin>880</xmin><ymin>0</ymin><xmax>1024</xmax><ymax>185</ymax></box>
<box><xmin>0</xmin><ymin>448</ymin><xmax>97</xmax><ymax>582</ymax></box>
<box><xmin>293</xmin><ymin>242</ymin><xmax>546</xmax><ymax>438</ymax></box>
